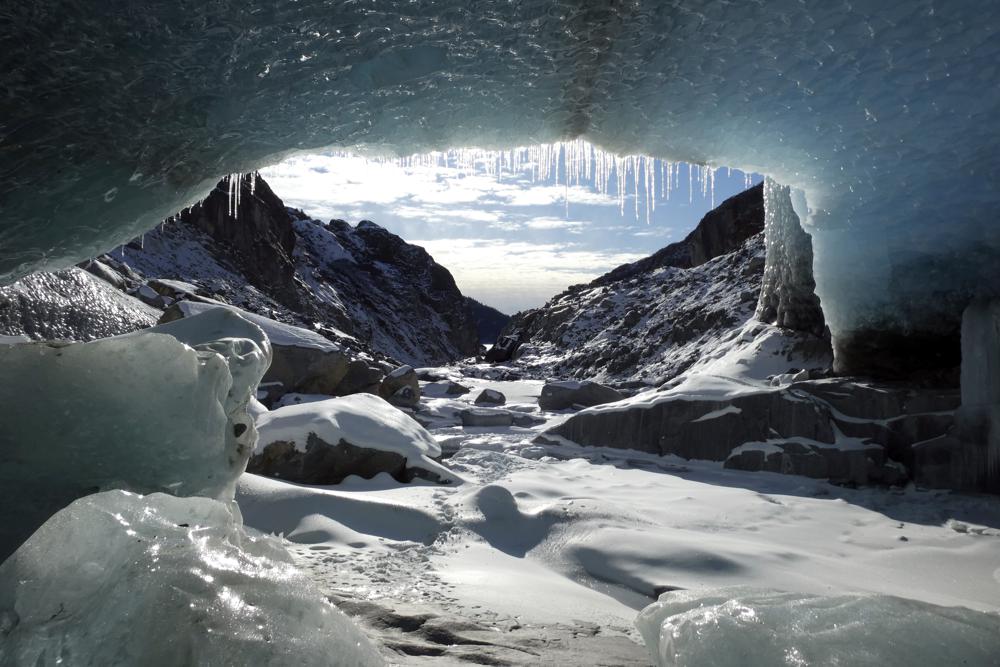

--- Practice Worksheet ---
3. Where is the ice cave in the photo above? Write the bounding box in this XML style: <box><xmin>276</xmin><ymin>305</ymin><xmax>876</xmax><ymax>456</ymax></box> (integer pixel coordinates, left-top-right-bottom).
<box><xmin>2</xmin><ymin>1</ymin><xmax>1000</xmax><ymax>665</ymax></box>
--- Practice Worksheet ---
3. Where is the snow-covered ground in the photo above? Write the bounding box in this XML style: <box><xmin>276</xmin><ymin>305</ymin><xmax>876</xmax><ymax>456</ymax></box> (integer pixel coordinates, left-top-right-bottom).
<box><xmin>237</xmin><ymin>371</ymin><xmax>1000</xmax><ymax>665</ymax></box>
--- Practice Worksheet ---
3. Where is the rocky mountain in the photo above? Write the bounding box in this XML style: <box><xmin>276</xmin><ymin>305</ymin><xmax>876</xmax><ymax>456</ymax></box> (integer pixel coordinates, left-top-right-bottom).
<box><xmin>99</xmin><ymin>174</ymin><xmax>483</xmax><ymax>366</ymax></box>
<box><xmin>464</xmin><ymin>297</ymin><xmax>510</xmax><ymax>344</ymax></box>
<box><xmin>499</xmin><ymin>183</ymin><xmax>771</xmax><ymax>386</ymax></box>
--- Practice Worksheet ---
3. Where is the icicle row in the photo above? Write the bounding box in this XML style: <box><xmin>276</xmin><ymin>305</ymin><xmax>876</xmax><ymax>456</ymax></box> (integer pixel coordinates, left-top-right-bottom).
<box><xmin>328</xmin><ymin>140</ymin><xmax>755</xmax><ymax>224</ymax></box>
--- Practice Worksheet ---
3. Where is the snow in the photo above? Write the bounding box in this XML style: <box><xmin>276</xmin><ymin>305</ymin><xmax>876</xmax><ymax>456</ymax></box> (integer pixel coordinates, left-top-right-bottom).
<box><xmin>236</xmin><ymin>371</ymin><xmax>1000</xmax><ymax>662</ymax></box>
<box><xmin>175</xmin><ymin>300</ymin><xmax>345</xmax><ymax>351</ymax></box>
<box><xmin>255</xmin><ymin>394</ymin><xmax>453</xmax><ymax>482</ymax></box>
<box><xmin>636</xmin><ymin>587</ymin><xmax>1000</xmax><ymax>667</ymax></box>
<box><xmin>0</xmin><ymin>490</ymin><xmax>381</xmax><ymax>666</ymax></box>
<box><xmin>691</xmin><ymin>405</ymin><xmax>742</xmax><ymax>423</ymax></box>
<box><xmin>388</xmin><ymin>364</ymin><xmax>414</xmax><ymax>379</ymax></box>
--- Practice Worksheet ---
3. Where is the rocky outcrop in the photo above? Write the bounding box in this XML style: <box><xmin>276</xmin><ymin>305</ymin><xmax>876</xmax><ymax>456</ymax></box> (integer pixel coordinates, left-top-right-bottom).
<box><xmin>592</xmin><ymin>183</ymin><xmax>764</xmax><ymax>285</ymax></box>
<box><xmin>104</xmin><ymin>174</ymin><xmax>484</xmax><ymax>366</ymax></box>
<box><xmin>545</xmin><ymin>378</ymin><xmax>959</xmax><ymax>487</ymax></box>
<box><xmin>248</xmin><ymin>434</ymin><xmax>446</xmax><ymax>485</ymax></box>
<box><xmin>538</xmin><ymin>381</ymin><xmax>623</xmax><ymax>411</ymax></box>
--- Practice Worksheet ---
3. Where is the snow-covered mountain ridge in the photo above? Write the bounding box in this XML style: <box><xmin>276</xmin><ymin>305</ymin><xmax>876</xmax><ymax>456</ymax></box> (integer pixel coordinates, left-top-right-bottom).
<box><xmin>107</xmin><ymin>174</ymin><xmax>485</xmax><ymax>367</ymax></box>
<box><xmin>502</xmin><ymin>183</ymin><xmax>771</xmax><ymax>386</ymax></box>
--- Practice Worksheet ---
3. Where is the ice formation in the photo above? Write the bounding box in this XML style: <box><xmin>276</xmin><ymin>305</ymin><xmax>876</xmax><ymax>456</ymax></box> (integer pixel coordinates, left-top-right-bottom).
<box><xmin>0</xmin><ymin>490</ymin><xmax>381</xmax><ymax>666</ymax></box>
<box><xmin>2</xmin><ymin>1</ymin><xmax>998</xmax><ymax>370</ymax></box>
<box><xmin>754</xmin><ymin>179</ymin><xmax>825</xmax><ymax>336</ymax></box>
<box><xmin>0</xmin><ymin>308</ymin><xmax>270</xmax><ymax>559</ymax></box>
<box><xmin>636</xmin><ymin>587</ymin><xmax>1000</xmax><ymax>667</ymax></box>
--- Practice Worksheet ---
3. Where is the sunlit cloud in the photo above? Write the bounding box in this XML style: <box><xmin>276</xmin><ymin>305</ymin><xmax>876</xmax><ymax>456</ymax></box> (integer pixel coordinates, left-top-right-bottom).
<box><xmin>409</xmin><ymin>238</ymin><xmax>647</xmax><ymax>314</ymax></box>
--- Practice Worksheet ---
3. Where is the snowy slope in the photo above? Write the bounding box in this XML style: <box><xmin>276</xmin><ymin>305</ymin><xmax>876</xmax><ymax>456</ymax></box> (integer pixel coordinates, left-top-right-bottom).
<box><xmin>504</xmin><ymin>184</ymin><xmax>769</xmax><ymax>386</ymax></box>
<box><xmin>106</xmin><ymin>174</ymin><xmax>482</xmax><ymax>366</ymax></box>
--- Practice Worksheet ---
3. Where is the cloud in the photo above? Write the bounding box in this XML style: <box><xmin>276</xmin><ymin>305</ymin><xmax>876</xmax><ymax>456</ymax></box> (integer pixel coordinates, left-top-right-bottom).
<box><xmin>409</xmin><ymin>238</ymin><xmax>647</xmax><ymax>313</ymax></box>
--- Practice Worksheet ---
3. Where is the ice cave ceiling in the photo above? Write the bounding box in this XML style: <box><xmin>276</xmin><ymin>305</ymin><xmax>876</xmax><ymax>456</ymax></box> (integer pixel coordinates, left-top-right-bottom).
<box><xmin>1</xmin><ymin>0</ymin><xmax>998</xmax><ymax>364</ymax></box>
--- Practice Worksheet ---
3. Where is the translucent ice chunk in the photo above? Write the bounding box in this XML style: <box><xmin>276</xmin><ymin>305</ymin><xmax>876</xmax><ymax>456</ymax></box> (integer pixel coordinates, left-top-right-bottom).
<box><xmin>636</xmin><ymin>587</ymin><xmax>1000</xmax><ymax>667</ymax></box>
<box><xmin>0</xmin><ymin>308</ymin><xmax>270</xmax><ymax>560</ymax></box>
<box><xmin>0</xmin><ymin>490</ymin><xmax>381</xmax><ymax>666</ymax></box>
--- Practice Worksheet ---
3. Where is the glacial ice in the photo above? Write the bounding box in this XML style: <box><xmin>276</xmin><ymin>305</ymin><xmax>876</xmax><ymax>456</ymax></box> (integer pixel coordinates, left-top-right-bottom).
<box><xmin>0</xmin><ymin>490</ymin><xmax>381</xmax><ymax>666</ymax></box>
<box><xmin>0</xmin><ymin>308</ymin><xmax>270</xmax><ymax>559</ymax></box>
<box><xmin>2</xmin><ymin>0</ymin><xmax>998</xmax><ymax>357</ymax></box>
<box><xmin>636</xmin><ymin>587</ymin><xmax>1000</xmax><ymax>667</ymax></box>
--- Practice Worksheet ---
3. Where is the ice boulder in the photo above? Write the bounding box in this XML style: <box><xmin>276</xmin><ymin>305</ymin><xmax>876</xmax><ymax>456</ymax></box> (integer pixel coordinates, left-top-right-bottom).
<box><xmin>0</xmin><ymin>308</ymin><xmax>270</xmax><ymax>560</ymax></box>
<box><xmin>0</xmin><ymin>490</ymin><xmax>381</xmax><ymax>666</ymax></box>
<box><xmin>0</xmin><ymin>268</ymin><xmax>160</xmax><ymax>341</ymax></box>
<box><xmin>249</xmin><ymin>393</ymin><xmax>456</xmax><ymax>484</ymax></box>
<box><xmin>636</xmin><ymin>587</ymin><xmax>1000</xmax><ymax>667</ymax></box>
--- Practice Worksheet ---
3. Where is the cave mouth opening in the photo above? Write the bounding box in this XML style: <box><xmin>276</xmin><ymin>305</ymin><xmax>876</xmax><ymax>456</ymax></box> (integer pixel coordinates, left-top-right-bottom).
<box><xmin>251</xmin><ymin>141</ymin><xmax>765</xmax><ymax>317</ymax></box>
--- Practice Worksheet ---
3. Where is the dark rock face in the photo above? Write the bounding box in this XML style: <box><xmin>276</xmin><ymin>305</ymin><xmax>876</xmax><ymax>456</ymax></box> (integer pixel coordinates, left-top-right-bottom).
<box><xmin>725</xmin><ymin>442</ymin><xmax>908</xmax><ymax>487</ymax></box>
<box><xmin>105</xmin><ymin>174</ymin><xmax>481</xmax><ymax>366</ymax></box>
<box><xmin>170</xmin><ymin>175</ymin><xmax>301</xmax><ymax>310</ymax></box>
<box><xmin>592</xmin><ymin>183</ymin><xmax>764</xmax><ymax>285</ymax></box>
<box><xmin>248</xmin><ymin>434</ymin><xmax>446</xmax><ymax>485</ymax></box>
<box><xmin>546</xmin><ymin>379</ymin><xmax>959</xmax><ymax>486</ymax></box>
<box><xmin>538</xmin><ymin>381</ymin><xmax>624</xmax><ymax>411</ymax></box>
<box><xmin>464</xmin><ymin>297</ymin><xmax>510</xmax><ymax>344</ymax></box>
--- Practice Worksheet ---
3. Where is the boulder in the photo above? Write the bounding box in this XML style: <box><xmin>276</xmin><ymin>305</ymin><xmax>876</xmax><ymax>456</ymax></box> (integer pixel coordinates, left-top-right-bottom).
<box><xmin>474</xmin><ymin>388</ymin><xmax>506</xmax><ymax>406</ymax></box>
<box><xmin>248</xmin><ymin>434</ymin><xmax>446</xmax><ymax>485</ymax></box>
<box><xmin>265</xmin><ymin>344</ymin><xmax>351</xmax><ymax>397</ymax></box>
<box><xmin>538</xmin><ymin>380</ymin><xmax>624</xmax><ymax>411</ymax></box>
<box><xmin>337</xmin><ymin>360</ymin><xmax>385</xmax><ymax>395</ymax></box>
<box><xmin>379</xmin><ymin>365</ymin><xmax>420</xmax><ymax>407</ymax></box>
<box><xmin>485</xmin><ymin>333</ymin><xmax>522</xmax><ymax>363</ymax></box>
<box><xmin>459</xmin><ymin>408</ymin><xmax>515</xmax><ymax>428</ymax></box>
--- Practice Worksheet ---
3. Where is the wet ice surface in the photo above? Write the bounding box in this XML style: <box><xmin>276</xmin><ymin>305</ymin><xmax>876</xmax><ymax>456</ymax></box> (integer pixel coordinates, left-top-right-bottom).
<box><xmin>237</xmin><ymin>370</ymin><xmax>1000</xmax><ymax>665</ymax></box>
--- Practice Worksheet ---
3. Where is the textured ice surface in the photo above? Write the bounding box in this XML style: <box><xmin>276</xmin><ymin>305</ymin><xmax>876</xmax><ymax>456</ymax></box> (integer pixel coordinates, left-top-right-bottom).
<box><xmin>755</xmin><ymin>179</ymin><xmax>824</xmax><ymax>335</ymax></box>
<box><xmin>2</xmin><ymin>1</ymin><xmax>998</xmax><ymax>344</ymax></box>
<box><xmin>0</xmin><ymin>268</ymin><xmax>159</xmax><ymax>341</ymax></box>
<box><xmin>636</xmin><ymin>587</ymin><xmax>1000</xmax><ymax>667</ymax></box>
<box><xmin>0</xmin><ymin>308</ymin><xmax>270</xmax><ymax>559</ymax></box>
<box><xmin>0</xmin><ymin>490</ymin><xmax>381</xmax><ymax>667</ymax></box>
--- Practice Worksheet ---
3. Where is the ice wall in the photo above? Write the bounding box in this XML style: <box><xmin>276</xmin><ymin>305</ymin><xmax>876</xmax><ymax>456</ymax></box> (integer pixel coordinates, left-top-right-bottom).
<box><xmin>0</xmin><ymin>490</ymin><xmax>381</xmax><ymax>666</ymax></box>
<box><xmin>754</xmin><ymin>179</ymin><xmax>825</xmax><ymax>336</ymax></box>
<box><xmin>0</xmin><ymin>308</ymin><xmax>270</xmax><ymax>560</ymax></box>
<box><xmin>959</xmin><ymin>299</ymin><xmax>1000</xmax><ymax>486</ymax></box>
<box><xmin>1</xmin><ymin>1</ymin><xmax>999</xmax><ymax>371</ymax></box>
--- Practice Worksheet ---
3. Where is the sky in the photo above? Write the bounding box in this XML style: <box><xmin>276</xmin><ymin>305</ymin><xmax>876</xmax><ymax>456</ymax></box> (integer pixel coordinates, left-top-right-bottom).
<box><xmin>261</xmin><ymin>147</ymin><xmax>761</xmax><ymax>314</ymax></box>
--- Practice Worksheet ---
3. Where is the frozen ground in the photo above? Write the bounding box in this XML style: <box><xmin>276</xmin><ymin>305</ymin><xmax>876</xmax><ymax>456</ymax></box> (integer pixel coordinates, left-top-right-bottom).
<box><xmin>237</xmin><ymin>372</ymin><xmax>1000</xmax><ymax>665</ymax></box>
